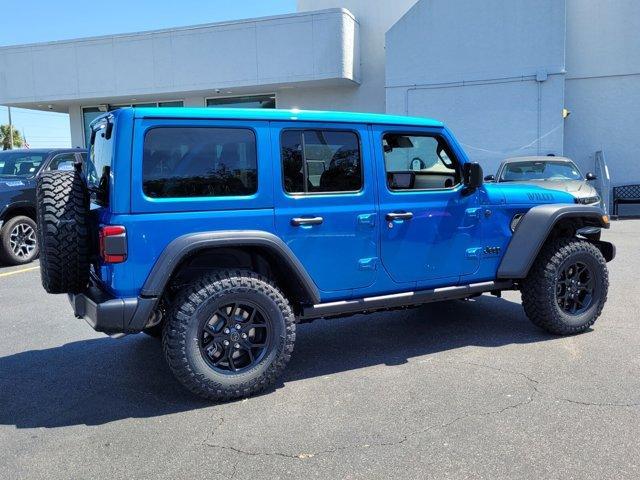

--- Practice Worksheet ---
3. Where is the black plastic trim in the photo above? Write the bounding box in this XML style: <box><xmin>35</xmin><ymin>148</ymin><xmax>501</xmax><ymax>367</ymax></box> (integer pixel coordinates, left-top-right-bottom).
<box><xmin>68</xmin><ymin>287</ymin><xmax>155</xmax><ymax>334</ymax></box>
<box><xmin>588</xmin><ymin>239</ymin><xmax>616</xmax><ymax>262</ymax></box>
<box><xmin>301</xmin><ymin>280</ymin><xmax>513</xmax><ymax>320</ymax></box>
<box><xmin>139</xmin><ymin>230</ymin><xmax>321</xmax><ymax>304</ymax></box>
<box><xmin>497</xmin><ymin>204</ymin><xmax>610</xmax><ymax>279</ymax></box>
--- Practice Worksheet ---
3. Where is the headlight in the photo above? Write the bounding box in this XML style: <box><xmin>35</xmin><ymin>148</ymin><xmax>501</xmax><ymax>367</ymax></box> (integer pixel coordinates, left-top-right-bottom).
<box><xmin>510</xmin><ymin>214</ymin><xmax>524</xmax><ymax>232</ymax></box>
<box><xmin>574</xmin><ymin>196</ymin><xmax>600</xmax><ymax>205</ymax></box>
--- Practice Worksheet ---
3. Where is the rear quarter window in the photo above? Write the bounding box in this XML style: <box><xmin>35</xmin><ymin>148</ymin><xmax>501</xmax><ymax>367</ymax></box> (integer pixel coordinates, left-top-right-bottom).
<box><xmin>87</xmin><ymin>119</ymin><xmax>114</xmax><ymax>205</ymax></box>
<box><xmin>142</xmin><ymin>127</ymin><xmax>257</xmax><ymax>198</ymax></box>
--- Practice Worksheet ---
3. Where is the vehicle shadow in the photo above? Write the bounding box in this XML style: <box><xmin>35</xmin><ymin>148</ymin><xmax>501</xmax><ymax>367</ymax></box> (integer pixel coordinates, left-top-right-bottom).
<box><xmin>0</xmin><ymin>296</ymin><xmax>558</xmax><ymax>429</ymax></box>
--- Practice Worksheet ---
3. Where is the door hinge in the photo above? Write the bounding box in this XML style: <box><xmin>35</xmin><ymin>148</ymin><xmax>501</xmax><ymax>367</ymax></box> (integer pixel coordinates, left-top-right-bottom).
<box><xmin>466</xmin><ymin>247</ymin><xmax>483</xmax><ymax>258</ymax></box>
<box><xmin>358</xmin><ymin>257</ymin><xmax>378</xmax><ymax>270</ymax></box>
<box><xmin>357</xmin><ymin>213</ymin><xmax>376</xmax><ymax>227</ymax></box>
<box><xmin>465</xmin><ymin>207</ymin><xmax>483</xmax><ymax>219</ymax></box>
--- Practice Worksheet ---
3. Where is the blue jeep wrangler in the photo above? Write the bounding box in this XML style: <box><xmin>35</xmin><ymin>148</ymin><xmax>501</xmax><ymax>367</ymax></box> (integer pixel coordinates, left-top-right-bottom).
<box><xmin>35</xmin><ymin>108</ymin><xmax>615</xmax><ymax>400</ymax></box>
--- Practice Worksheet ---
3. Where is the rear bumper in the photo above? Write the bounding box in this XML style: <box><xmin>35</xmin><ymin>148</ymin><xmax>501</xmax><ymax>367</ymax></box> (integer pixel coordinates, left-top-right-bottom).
<box><xmin>68</xmin><ymin>286</ymin><xmax>156</xmax><ymax>334</ymax></box>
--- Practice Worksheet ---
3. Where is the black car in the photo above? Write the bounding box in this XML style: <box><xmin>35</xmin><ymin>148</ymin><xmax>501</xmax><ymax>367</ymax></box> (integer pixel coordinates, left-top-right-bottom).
<box><xmin>0</xmin><ymin>148</ymin><xmax>87</xmax><ymax>265</ymax></box>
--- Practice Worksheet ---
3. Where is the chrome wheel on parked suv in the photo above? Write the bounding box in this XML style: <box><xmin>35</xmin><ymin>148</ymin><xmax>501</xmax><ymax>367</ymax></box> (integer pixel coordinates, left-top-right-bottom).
<box><xmin>0</xmin><ymin>216</ymin><xmax>39</xmax><ymax>265</ymax></box>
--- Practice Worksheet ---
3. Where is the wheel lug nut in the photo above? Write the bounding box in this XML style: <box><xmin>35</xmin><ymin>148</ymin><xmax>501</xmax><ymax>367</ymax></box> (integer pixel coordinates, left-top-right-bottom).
<box><xmin>241</xmin><ymin>333</ymin><xmax>247</xmax><ymax>339</ymax></box>
<box><xmin>235</xmin><ymin>324</ymin><xmax>241</xmax><ymax>330</ymax></box>
<box><xmin>223</xmin><ymin>328</ymin><xmax>230</xmax><ymax>334</ymax></box>
<box><xmin>223</xmin><ymin>340</ymin><xmax>229</xmax><ymax>346</ymax></box>
<box><xmin>234</xmin><ymin>343</ymin><xmax>240</xmax><ymax>349</ymax></box>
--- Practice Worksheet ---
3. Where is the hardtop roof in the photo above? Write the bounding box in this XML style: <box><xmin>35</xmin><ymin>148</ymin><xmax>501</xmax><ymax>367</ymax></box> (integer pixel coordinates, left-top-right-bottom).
<box><xmin>128</xmin><ymin>107</ymin><xmax>444</xmax><ymax>128</ymax></box>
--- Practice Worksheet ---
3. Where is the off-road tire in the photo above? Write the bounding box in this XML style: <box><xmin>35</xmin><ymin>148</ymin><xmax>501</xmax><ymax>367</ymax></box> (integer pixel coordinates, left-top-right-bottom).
<box><xmin>36</xmin><ymin>170</ymin><xmax>91</xmax><ymax>294</ymax></box>
<box><xmin>521</xmin><ymin>237</ymin><xmax>608</xmax><ymax>335</ymax></box>
<box><xmin>162</xmin><ymin>270</ymin><xmax>296</xmax><ymax>401</ymax></box>
<box><xmin>0</xmin><ymin>216</ymin><xmax>39</xmax><ymax>265</ymax></box>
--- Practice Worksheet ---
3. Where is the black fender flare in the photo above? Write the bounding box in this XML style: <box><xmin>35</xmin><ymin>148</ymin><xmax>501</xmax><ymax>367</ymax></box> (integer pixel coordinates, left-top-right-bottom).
<box><xmin>140</xmin><ymin>230</ymin><xmax>321</xmax><ymax>305</ymax></box>
<box><xmin>0</xmin><ymin>200</ymin><xmax>36</xmax><ymax>222</ymax></box>
<box><xmin>497</xmin><ymin>204</ymin><xmax>611</xmax><ymax>279</ymax></box>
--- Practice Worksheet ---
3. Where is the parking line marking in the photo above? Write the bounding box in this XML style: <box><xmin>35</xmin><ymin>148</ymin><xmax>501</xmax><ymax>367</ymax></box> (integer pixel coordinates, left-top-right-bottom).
<box><xmin>0</xmin><ymin>266</ymin><xmax>40</xmax><ymax>278</ymax></box>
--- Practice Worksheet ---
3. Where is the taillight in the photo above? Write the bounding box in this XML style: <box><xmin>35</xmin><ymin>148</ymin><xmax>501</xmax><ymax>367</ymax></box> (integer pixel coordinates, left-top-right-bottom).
<box><xmin>99</xmin><ymin>225</ymin><xmax>127</xmax><ymax>263</ymax></box>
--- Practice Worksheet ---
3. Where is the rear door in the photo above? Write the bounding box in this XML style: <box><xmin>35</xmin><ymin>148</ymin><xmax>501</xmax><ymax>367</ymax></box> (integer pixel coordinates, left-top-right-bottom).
<box><xmin>271</xmin><ymin>122</ymin><xmax>378</xmax><ymax>293</ymax></box>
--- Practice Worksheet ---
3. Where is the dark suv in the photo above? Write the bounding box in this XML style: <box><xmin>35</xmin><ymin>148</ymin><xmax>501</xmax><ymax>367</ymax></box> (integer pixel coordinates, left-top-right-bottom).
<box><xmin>35</xmin><ymin>108</ymin><xmax>614</xmax><ymax>401</ymax></box>
<box><xmin>0</xmin><ymin>148</ymin><xmax>86</xmax><ymax>265</ymax></box>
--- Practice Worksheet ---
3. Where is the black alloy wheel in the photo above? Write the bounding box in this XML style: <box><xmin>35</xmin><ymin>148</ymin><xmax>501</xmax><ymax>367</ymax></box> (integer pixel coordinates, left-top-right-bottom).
<box><xmin>199</xmin><ymin>301</ymin><xmax>272</xmax><ymax>373</ymax></box>
<box><xmin>555</xmin><ymin>261</ymin><xmax>595</xmax><ymax>315</ymax></box>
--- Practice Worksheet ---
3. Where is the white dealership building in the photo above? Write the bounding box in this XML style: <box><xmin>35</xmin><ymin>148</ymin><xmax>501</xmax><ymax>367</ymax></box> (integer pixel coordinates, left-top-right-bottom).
<box><xmin>0</xmin><ymin>0</ymin><xmax>638</xmax><ymax>202</ymax></box>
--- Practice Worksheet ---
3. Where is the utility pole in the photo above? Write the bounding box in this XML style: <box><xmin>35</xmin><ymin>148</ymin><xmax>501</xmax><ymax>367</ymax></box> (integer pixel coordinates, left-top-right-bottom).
<box><xmin>7</xmin><ymin>106</ymin><xmax>14</xmax><ymax>150</ymax></box>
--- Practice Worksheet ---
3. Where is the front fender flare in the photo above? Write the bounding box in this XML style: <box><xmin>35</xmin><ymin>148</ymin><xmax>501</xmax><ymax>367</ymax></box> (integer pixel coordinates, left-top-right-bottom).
<box><xmin>139</xmin><ymin>230</ymin><xmax>321</xmax><ymax>304</ymax></box>
<box><xmin>497</xmin><ymin>204</ymin><xmax>610</xmax><ymax>279</ymax></box>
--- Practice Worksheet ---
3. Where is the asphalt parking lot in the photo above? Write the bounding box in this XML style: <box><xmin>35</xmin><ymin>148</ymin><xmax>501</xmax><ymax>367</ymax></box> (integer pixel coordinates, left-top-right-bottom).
<box><xmin>1</xmin><ymin>220</ymin><xmax>639</xmax><ymax>480</ymax></box>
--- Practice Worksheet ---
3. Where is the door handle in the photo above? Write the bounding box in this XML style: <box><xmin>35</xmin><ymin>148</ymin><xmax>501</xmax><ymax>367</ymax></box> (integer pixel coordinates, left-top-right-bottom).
<box><xmin>291</xmin><ymin>216</ymin><xmax>324</xmax><ymax>226</ymax></box>
<box><xmin>385</xmin><ymin>212</ymin><xmax>413</xmax><ymax>221</ymax></box>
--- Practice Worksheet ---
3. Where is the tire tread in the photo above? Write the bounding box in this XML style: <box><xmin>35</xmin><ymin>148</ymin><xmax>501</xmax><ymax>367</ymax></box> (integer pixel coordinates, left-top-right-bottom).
<box><xmin>521</xmin><ymin>237</ymin><xmax>608</xmax><ymax>335</ymax></box>
<box><xmin>162</xmin><ymin>269</ymin><xmax>296</xmax><ymax>401</ymax></box>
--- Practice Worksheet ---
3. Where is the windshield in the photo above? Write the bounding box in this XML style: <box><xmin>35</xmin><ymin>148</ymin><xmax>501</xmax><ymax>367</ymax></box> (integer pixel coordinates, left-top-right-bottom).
<box><xmin>500</xmin><ymin>161</ymin><xmax>582</xmax><ymax>182</ymax></box>
<box><xmin>0</xmin><ymin>152</ymin><xmax>47</xmax><ymax>178</ymax></box>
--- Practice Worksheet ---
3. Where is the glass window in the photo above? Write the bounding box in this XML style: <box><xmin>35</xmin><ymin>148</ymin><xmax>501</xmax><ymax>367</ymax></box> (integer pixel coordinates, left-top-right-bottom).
<box><xmin>48</xmin><ymin>153</ymin><xmax>77</xmax><ymax>171</ymax></box>
<box><xmin>207</xmin><ymin>95</ymin><xmax>276</xmax><ymax>109</ymax></box>
<box><xmin>0</xmin><ymin>152</ymin><xmax>46</xmax><ymax>177</ymax></box>
<box><xmin>158</xmin><ymin>101</ymin><xmax>184</xmax><ymax>108</ymax></box>
<box><xmin>143</xmin><ymin>127</ymin><xmax>257</xmax><ymax>198</ymax></box>
<box><xmin>86</xmin><ymin>118</ymin><xmax>114</xmax><ymax>205</ymax></box>
<box><xmin>82</xmin><ymin>107</ymin><xmax>102</xmax><ymax>147</ymax></box>
<box><xmin>281</xmin><ymin>130</ymin><xmax>362</xmax><ymax>194</ymax></box>
<box><xmin>383</xmin><ymin>133</ymin><xmax>459</xmax><ymax>191</ymax></box>
<box><xmin>500</xmin><ymin>161</ymin><xmax>582</xmax><ymax>182</ymax></box>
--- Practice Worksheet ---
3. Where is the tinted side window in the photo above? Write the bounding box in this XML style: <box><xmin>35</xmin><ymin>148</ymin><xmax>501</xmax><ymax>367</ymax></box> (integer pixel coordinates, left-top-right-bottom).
<box><xmin>281</xmin><ymin>130</ymin><xmax>362</xmax><ymax>194</ymax></box>
<box><xmin>383</xmin><ymin>133</ymin><xmax>460</xmax><ymax>191</ymax></box>
<box><xmin>48</xmin><ymin>153</ymin><xmax>76</xmax><ymax>171</ymax></box>
<box><xmin>143</xmin><ymin>127</ymin><xmax>257</xmax><ymax>198</ymax></box>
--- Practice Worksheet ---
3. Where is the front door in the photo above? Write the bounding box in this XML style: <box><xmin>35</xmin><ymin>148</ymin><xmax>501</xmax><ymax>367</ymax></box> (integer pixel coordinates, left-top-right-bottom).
<box><xmin>272</xmin><ymin>122</ymin><xmax>378</xmax><ymax>293</ymax></box>
<box><xmin>373</xmin><ymin>126</ymin><xmax>481</xmax><ymax>286</ymax></box>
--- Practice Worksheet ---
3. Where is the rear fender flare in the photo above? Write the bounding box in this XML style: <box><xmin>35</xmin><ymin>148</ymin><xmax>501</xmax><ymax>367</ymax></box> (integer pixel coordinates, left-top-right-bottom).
<box><xmin>140</xmin><ymin>230</ymin><xmax>321</xmax><ymax>305</ymax></box>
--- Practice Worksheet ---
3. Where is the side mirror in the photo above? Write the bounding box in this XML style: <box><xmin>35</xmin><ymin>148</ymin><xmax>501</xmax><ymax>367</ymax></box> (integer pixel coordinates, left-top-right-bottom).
<box><xmin>484</xmin><ymin>174</ymin><xmax>496</xmax><ymax>182</ymax></box>
<box><xmin>463</xmin><ymin>162</ymin><xmax>484</xmax><ymax>191</ymax></box>
<box><xmin>586</xmin><ymin>172</ymin><xmax>597</xmax><ymax>181</ymax></box>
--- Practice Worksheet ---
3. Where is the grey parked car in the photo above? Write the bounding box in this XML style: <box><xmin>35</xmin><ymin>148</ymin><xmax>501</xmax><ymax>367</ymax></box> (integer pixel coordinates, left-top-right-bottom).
<box><xmin>485</xmin><ymin>156</ymin><xmax>602</xmax><ymax>240</ymax></box>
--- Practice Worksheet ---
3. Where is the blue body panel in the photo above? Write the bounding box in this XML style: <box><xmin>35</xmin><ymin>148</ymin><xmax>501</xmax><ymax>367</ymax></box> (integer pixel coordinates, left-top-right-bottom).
<box><xmin>94</xmin><ymin>108</ymin><xmax>577</xmax><ymax>302</ymax></box>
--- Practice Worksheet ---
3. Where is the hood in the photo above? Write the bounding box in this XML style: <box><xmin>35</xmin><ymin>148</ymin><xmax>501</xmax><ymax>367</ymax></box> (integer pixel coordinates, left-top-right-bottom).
<box><xmin>503</xmin><ymin>179</ymin><xmax>597</xmax><ymax>197</ymax></box>
<box><xmin>484</xmin><ymin>182</ymin><xmax>576</xmax><ymax>205</ymax></box>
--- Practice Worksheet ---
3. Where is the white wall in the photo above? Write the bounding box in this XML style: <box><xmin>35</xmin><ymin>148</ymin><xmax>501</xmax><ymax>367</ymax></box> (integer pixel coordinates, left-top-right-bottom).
<box><xmin>563</xmin><ymin>0</ymin><xmax>640</xmax><ymax>188</ymax></box>
<box><xmin>386</xmin><ymin>0</ymin><xmax>567</xmax><ymax>174</ymax></box>
<box><xmin>0</xmin><ymin>9</ymin><xmax>358</xmax><ymax>105</ymax></box>
<box><xmin>282</xmin><ymin>0</ymin><xmax>418</xmax><ymax>112</ymax></box>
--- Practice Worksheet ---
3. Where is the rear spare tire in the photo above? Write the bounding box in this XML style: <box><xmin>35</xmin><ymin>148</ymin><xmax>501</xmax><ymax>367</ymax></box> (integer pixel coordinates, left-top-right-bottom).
<box><xmin>36</xmin><ymin>170</ymin><xmax>91</xmax><ymax>294</ymax></box>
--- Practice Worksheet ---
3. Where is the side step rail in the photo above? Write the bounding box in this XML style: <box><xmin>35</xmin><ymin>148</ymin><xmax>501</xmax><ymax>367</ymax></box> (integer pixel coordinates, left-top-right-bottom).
<box><xmin>301</xmin><ymin>280</ymin><xmax>514</xmax><ymax>320</ymax></box>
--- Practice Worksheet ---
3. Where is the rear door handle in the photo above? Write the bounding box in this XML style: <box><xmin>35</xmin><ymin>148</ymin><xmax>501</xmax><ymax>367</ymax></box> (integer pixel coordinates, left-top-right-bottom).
<box><xmin>385</xmin><ymin>212</ymin><xmax>413</xmax><ymax>221</ymax></box>
<box><xmin>291</xmin><ymin>216</ymin><xmax>324</xmax><ymax>226</ymax></box>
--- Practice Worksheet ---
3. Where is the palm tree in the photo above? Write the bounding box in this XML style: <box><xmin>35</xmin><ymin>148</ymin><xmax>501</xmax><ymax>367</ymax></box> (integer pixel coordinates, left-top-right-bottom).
<box><xmin>0</xmin><ymin>125</ymin><xmax>24</xmax><ymax>150</ymax></box>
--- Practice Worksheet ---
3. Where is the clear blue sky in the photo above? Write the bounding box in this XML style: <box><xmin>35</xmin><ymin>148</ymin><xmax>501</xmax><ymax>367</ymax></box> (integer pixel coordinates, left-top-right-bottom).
<box><xmin>0</xmin><ymin>0</ymin><xmax>297</xmax><ymax>148</ymax></box>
